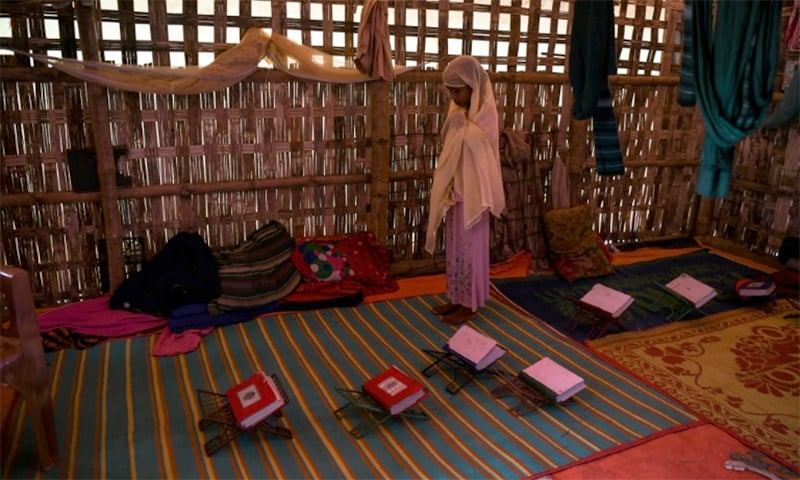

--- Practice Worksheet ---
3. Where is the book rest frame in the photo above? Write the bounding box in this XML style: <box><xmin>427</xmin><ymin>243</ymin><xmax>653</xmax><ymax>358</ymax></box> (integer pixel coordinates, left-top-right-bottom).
<box><xmin>333</xmin><ymin>387</ymin><xmax>429</xmax><ymax>439</ymax></box>
<box><xmin>420</xmin><ymin>348</ymin><xmax>501</xmax><ymax>394</ymax></box>
<box><xmin>565</xmin><ymin>296</ymin><xmax>625</xmax><ymax>340</ymax></box>
<box><xmin>490</xmin><ymin>370</ymin><xmax>566</xmax><ymax>416</ymax></box>
<box><xmin>196</xmin><ymin>375</ymin><xmax>292</xmax><ymax>457</ymax></box>
<box><xmin>644</xmin><ymin>282</ymin><xmax>705</xmax><ymax>321</ymax></box>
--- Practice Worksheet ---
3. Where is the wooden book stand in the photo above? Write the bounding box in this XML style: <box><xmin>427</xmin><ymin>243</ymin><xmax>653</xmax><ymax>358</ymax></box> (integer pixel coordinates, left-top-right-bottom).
<box><xmin>644</xmin><ymin>282</ymin><xmax>703</xmax><ymax>321</ymax></box>
<box><xmin>333</xmin><ymin>387</ymin><xmax>429</xmax><ymax>439</ymax></box>
<box><xmin>490</xmin><ymin>370</ymin><xmax>568</xmax><ymax>416</ymax></box>
<box><xmin>196</xmin><ymin>375</ymin><xmax>292</xmax><ymax>456</ymax></box>
<box><xmin>565</xmin><ymin>296</ymin><xmax>626</xmax><ymax>340</ymax></box>
<box><xmin>420</xmin><ymin>347</ymin><xmax>501</xmax><ymax>394</ymax></box>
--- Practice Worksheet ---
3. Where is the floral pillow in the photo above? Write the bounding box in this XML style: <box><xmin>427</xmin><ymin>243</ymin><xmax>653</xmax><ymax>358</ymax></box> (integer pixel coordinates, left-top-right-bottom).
<box><xmin>291</xmin><ymin>232</ymin><xmax>399</xmax><ymax>295</ymax></box>
<box><xmin>543</xmin><ymin>204</ymin><xmax>614</xmax><ymax>283</ymax></box>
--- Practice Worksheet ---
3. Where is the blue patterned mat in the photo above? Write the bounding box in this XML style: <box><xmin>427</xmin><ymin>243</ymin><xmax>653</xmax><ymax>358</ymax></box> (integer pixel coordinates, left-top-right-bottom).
<box><xmin>492</xmin><ymin>249</ymin><xmax>769</xmax><ymax>342</ymax></box>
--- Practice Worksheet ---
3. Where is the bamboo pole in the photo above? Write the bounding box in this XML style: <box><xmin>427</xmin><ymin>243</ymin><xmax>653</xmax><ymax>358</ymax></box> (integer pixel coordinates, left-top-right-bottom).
<box><xmin>395</xmin><ymin>70</ymin><xmax>684</xmax><ymax>86</ymax></box>
<box><xmin>0</xmin><ymin>174</ymin><xmax>371</xmax><ymax>206</ymax></box>
<box><xmin>10</xmin><ymin>155</ymin><xmax>760</xmax><ymax>208</ymax></box>
<box><xmin>693</xmin><ymin>196</ymin><xmax>714</xmax><ymax>237</ymax></box>
<box><xmin>568</xmin><ymin>117</ymin><xmax>590</xmax><ymax>207</ymax></box>
<box><xmin>2</xmin><ymin>66</ymin><xmax>688</xmax><ymax>88</ymax></box>
<box><xmin>368</xmin><ymin>80</ymin><xmax>391</xmax><ymax>243</ymax></box>
<box><xmin>76</xmin><ymin>3</ymin><xmax>125</xmax><ymax>292</ymax></box>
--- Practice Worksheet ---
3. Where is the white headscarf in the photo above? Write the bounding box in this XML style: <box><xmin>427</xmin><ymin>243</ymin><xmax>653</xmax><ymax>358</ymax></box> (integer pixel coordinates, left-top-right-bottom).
<box><xmin>425</xmin><ymin>56</ymin><xmax>506</xmax><ymax>254</ymax></box>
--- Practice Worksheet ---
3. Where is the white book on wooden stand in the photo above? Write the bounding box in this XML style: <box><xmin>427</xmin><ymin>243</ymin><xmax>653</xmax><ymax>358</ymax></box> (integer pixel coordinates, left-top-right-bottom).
<box><xmin>579</xmin><ymin>283</ymin><xmax>635</xmax><ymax>319</ymax></box>
<box><xmin>520</xmin><ymin>357</ymin><xmax>585</xmax><ymax>403</ymax></box>
<box><xmin>445</xmin><ymin>325</ymin><xmax>506</xmax><ymax>371</ymax></box>
<box><xmin>665</xmin><ymin>273</ymin><xmax>717</xmax><ymax>308</ymax></box>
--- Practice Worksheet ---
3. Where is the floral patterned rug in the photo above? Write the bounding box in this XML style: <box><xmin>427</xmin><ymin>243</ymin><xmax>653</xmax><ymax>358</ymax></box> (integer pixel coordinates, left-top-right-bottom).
<box><xmin>588</xmin><ymin>299</ymin><xmax>800</xmax><ymax>473</ymax></box>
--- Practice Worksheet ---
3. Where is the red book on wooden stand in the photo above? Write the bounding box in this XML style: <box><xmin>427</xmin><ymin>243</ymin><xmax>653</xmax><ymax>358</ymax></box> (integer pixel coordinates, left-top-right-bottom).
<box><xmin>226</xmin><ymin>371</ymin><xmax>286</xmax><ymax>429</ymax></box>
<box><xmin>362</xmin><ymin>365</ymin><xmax>427</xmax><ymax>415</ymax></box>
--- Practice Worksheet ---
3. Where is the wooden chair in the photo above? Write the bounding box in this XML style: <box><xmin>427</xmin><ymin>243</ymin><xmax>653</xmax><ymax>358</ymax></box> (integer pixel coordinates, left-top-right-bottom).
<box><xmin>0</xmin><ymin>265</ymin><xmax>59</xmax><ymax>471</ymax></box>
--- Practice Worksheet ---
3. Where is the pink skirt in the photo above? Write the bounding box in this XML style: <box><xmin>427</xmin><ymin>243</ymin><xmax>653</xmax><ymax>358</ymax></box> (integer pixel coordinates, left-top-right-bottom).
<box><xmin>445</xmin><ymin>200</ymin><xmax>490</xmax><ymax>312</ymax></box>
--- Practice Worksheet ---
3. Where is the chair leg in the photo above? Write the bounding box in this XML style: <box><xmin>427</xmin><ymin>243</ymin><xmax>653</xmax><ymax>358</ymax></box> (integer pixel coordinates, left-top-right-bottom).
<box><xmin>1</xmin><ymin>390</ymin><xmax>20</xmax><ymax>461</ymax></box>
<box><xmin>21</xmin><ymin>390</ymin><xmax>59</xmax><ymax>472</ymax></box>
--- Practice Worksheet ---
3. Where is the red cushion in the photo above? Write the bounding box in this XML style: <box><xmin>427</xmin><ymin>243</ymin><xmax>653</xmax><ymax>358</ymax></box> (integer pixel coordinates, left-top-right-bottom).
<box><xmin>291</xmin><ymin>232</ymin><xmax>399</xmax><ymax>295</ymax></box>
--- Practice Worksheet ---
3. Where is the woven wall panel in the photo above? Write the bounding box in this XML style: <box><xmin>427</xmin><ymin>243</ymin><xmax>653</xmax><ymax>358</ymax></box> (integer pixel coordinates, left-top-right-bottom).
<box><xmin>0</xmin><ymin>0</ymin><xmax>796</xmax><ymax>305</ymax></box>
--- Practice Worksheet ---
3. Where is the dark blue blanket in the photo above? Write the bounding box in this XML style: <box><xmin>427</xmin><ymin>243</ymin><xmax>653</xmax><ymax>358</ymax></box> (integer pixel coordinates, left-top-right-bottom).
<box><xmin>492</xmin><ymin>249</ymin><xmax>770</xmax><ymax>342</ymax></box>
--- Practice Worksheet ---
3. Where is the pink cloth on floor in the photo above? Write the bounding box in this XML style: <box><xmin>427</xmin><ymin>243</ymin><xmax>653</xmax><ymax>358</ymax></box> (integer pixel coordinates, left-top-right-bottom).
<box><xmin>152</xmin><ymin>327</ymin><xmax>214</xmax><ymax>356</ymax></box>
<box><xmin>38</xmin><ymin>294</ymin><xmax>167</xmax><ymax>337</ymax></box>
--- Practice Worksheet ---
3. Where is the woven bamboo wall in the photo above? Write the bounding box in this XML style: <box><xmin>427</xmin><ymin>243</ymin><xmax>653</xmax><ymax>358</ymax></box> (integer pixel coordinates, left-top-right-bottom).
<box><xmin>0</xmin><ymin>0</ymin><xmax>796</xmax><ymax>306</ymax></box>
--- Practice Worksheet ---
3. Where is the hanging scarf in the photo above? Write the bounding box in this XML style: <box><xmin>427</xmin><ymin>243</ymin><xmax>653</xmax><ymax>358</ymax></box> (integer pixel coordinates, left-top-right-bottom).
<box><xmin>568</xmin><ymin>0</ymin><xmax>623</xmax><ymax>176</ymax></box>
<box><xmin>760</xmin><ymin>70</ymin><xmax>800</xmax><ymax>129</ymax></box>
<box><xmin>690</xmin><ymin>0</ymin><xmax>782</xmax><ymax>198</ymax></box>
<box><xmin>678</xmin><ymin>0</ymin><xmax>696</xmax><ymax>106</ymax></box>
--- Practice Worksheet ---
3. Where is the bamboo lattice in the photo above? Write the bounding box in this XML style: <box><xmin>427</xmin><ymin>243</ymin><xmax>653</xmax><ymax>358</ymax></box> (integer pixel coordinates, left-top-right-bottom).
<box><xmin>0</xmin><ymin>0</ymin><xmax>796</xmax><ymax>305</ymax></box>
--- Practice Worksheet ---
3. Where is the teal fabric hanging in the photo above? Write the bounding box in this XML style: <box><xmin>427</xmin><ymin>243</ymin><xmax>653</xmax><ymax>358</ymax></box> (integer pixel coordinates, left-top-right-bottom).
<box><xmin>689</xmin><ymin>0</ymin><xmax>781</xmax><ymax>198</ymax></box>
<box><xmin>761</xmin><ymin>69</ymin><xmax>799</xmax><ymax>129</ymax></box>
<box><xmin>677</xmin><ymin>0</ymin><xmax>695</xmax><ymax>106</ymax></box>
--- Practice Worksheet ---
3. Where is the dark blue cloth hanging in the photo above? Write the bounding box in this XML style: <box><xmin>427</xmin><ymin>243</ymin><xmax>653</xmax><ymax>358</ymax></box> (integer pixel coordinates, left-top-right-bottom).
<box><xmin>677</xmin><ymin>0</ymin><xmax>696</xmax><ymax>106</ymax></box>
<box><xmin>568</xmin><ymin>0</ymin><xmax>624</xmax><ymax>176</ymax></box>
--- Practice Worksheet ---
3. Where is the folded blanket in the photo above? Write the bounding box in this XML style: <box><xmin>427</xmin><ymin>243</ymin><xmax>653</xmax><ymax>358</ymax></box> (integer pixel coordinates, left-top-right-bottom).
<box><xmin>38</xmin><ymin>294</ymin><xmax>166</xmax><ymax>337</ymax></box>
<box><xmin>168</xmin><ymin>302</ymin><xmax>279</xmax><ymax>333</ymax></box>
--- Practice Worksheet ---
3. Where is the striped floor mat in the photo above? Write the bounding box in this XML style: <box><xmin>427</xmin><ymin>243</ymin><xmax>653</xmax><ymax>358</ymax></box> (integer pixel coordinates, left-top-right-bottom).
<box><xmin>4</xmin><ymin>294</ymin><xmax>700</xmax><ymax>479</ymax></box>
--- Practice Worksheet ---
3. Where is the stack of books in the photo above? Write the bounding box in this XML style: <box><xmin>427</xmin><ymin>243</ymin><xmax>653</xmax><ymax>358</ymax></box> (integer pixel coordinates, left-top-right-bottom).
<box><xmin>519</xmin><ymin>357</ymin><xmax>585</xmax><ymax>403</ymax></box>
<box><xmin>444</xmin><ymin>325</ymin><xmax>506</xmax><ymax>371</ymax></box>
<box><xmin>362</xmin><ymin>365</ymin><xmax>427</xmax><ymax>415</ymax></box>
<box><xmin>665</xmin><ymin>273</ymin><xmax>717</xmax><ymax>308</ymax></box>
<box><xmin>225</xmin><ymin>371</ymin><xmax>287</xmax><ymax>429</ymax></box>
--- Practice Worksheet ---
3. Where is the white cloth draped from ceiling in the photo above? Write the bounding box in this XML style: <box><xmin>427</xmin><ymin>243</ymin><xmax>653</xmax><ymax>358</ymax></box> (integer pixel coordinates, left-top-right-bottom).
<box><xmin>26</xmin><ymin>27</ymin><xmax>411</xmax><ymax>94</ymax></box>
<box><xmin>425</xmin><ymin>56</ymin><xmax>506</xmax><ymax>254</ymax></box>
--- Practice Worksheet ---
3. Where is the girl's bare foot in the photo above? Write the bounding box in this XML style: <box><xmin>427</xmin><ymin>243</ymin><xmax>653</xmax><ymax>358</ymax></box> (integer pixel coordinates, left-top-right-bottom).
<box><xmin>442</xmin><ymin>306</ymin><xmax>474</xmax><ymax>325</ymax></box>
<box><xmin>432</xmin><ymin>303</ymin><xmax>460</xmax><ymax>315</ymax></box>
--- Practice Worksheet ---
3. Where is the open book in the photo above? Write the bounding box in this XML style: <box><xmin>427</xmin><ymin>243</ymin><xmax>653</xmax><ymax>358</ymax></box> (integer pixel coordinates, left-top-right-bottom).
<box><xmin>665</xmin><ymin>273</ymin><xmax>717</xmax><ymax>308</ymax></box>
<box><xmin>579</xmin><ymin>283</ymin><xmax>635</xmax><ymax>319</ymax></box>
<box><xmin>520</xmin><ymin>357</ymin><xmax>585</xmax><ymax>403</ymax></box>
<box><xmin>445</xmin><ymin>325</ymin><xmax>506</xmax><ymax>371</ymax></box>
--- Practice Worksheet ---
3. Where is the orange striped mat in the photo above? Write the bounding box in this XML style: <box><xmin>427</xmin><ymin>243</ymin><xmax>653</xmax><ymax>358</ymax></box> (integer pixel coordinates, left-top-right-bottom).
<box><xmin>4</xmin><ymin>292</ymin><xmax>700</xmax><ymax>479</ymax></box>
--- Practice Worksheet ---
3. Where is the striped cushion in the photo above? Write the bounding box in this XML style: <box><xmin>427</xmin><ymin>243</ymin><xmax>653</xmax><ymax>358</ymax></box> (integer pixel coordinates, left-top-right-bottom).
<box><xmin>213</xmin><ymin>221</ymin><xmax>302</xmax><ymax>311</ymax></box>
